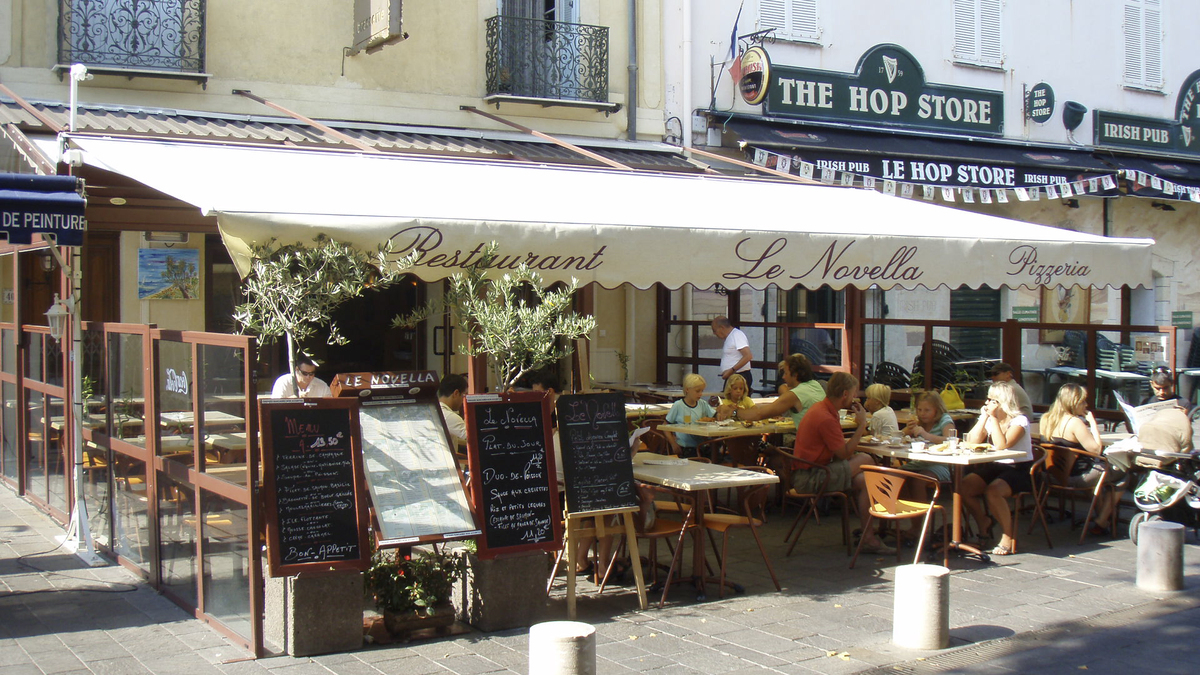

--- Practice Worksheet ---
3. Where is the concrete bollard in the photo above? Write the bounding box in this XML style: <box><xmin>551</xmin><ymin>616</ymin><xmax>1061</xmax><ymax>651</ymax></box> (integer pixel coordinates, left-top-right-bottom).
<box><xmin>529</xmin><ymin>621</ymin><xmax>596</xmax><ymax>675</ymax></box>
<box><xmin>1137</xmin><ymin>520</ymin><xmax>1185</xmax><ymax>592</ymax></box>
<box><xmin>893</xmin><ymin>564</ymin><xmax>950</xmax><ymax>650</ymax></box>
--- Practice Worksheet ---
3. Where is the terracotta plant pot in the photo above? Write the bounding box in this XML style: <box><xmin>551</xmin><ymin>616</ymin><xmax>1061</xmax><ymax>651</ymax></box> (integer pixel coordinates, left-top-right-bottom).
<box><xmin>382</xmin><ymin>602</ymin><xmax>455</xmax><ymax>635</ymax></box>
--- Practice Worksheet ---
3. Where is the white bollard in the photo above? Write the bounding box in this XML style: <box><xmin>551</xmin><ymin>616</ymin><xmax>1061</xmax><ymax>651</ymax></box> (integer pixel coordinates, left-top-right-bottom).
<box><xmin>529</xmin><ymin>621</ymin><xmax>596</xmax><ymax>675</ymax></box>
<box><xmin>893</xmin><ymin>563</ymin><xmax>950</xmax><ymax>650</ymax></box>
<box><xmin>1137</xmin><ymin>520</ymin><xmax>1185</xmax><ymax>592</ymax></box>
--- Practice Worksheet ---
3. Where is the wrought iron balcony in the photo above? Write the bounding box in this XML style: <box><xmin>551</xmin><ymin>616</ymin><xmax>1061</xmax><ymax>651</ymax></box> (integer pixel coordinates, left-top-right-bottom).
<box><xmin>58</xmin><ymin>0</ymin><xmax>206</xmax><ymax>76</ymax></box>
<box><xmin>485</xmin><ymin>15</ymin><xmax>610</xmax><ymax>106</ymax></box>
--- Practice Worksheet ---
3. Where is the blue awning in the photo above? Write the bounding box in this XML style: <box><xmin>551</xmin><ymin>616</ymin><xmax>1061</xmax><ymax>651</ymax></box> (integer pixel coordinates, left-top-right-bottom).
<box><xmin>0</xmin><ymin>173</ymin><xmax>87</xmax><ymax>246</ymax></box>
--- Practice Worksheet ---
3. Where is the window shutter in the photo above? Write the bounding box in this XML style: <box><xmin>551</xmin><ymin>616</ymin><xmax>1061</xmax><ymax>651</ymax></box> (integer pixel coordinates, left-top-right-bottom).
<box><xmin>979</xmin><ymin>0</ymin><xmax>1003</xmax><ymax>64</ymax></box>
<box><xmin>1125</xmin><ymin>0</ymin><xmax>1163</xmax><ymax>89</ymax></box>
<box><xmin>953</xmin><ymin>0</ymin><xmax>979</xmax><ymax>61</ymax></box>
<box><xmin>790</xmin><ymin>0</ymin><xmax>819</xmax><ymax>39</ymax></box>
<box><xmin>759</xmin><ymin>0</ymin><xmax>819</xmax><ymax>41</ymax></box>
<box><xmin>1123</xmin><ymin>2</ymin><xmax>1143</xmax><ymax>83</ymax></box>
<box><xmin>760</xmin><ymin>0</ymin><xmax>787</xmax><ymax>34</ymax></box>
<box><xmin>1143</xmin><ymin>0</ymin><xmax>1163</xmax><ymax>87</ymax></box>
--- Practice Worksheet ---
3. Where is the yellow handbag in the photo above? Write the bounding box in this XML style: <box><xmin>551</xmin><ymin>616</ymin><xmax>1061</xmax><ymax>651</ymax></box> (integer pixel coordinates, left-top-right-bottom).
<box><xmin>940</xmin><ymin>383</ymin><xmax>966</xmax><ymax>410</ymax></box>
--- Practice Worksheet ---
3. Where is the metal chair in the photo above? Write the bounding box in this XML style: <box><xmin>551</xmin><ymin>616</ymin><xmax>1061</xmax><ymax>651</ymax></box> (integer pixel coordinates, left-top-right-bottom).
<box><xmin>873</xmin><ymin>361</ymin><xmax>911</xmax><ymax>389</ymax></box>
<box><xmin>1035</xmin><ymin>442</ymin><xmax>1120</xmax><ymax>544</ymax></box>
<box><xmin>701</xmin><ymin>466</ymin><xmax>781</xmax><ymax>598</ymax></box>
<box><xmin>850</xmin><ymin>465</ymin><xmax>948</xmax><ymax>569</ymax></box>
<box><xmin>763</xmin><ymin>444</ymin><xmax>856</xmax><ymax>556</ymax></box>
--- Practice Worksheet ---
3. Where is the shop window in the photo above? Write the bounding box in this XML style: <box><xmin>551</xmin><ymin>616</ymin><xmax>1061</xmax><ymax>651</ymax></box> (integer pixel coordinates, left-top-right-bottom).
<box><xmin>759</xmin><ymin>0</ymin><xmax>821</xmax><ymax>43</ymax></box>
<box><xmin>1123</xmin><ymin>0</ymin><xmax>1164</xmax><ymax>91</ymax></box>
<box><xmin>952</xmin><ymin>0</ymin><xmax>1003</xmax><ymax>67</ymax></box>
<box><xmin>949</xmin><ymin>286</ymin><xmax>1001</xmax><ymax>359</ymax></box>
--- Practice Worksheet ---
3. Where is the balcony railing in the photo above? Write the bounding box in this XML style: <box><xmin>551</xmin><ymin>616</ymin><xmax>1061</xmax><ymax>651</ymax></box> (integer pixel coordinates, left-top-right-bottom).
<box><xmin>58</xmin><ymin>0</ymin><xmax>206</xmax><ymax>75</ymax></box>
<box><xmin>485</xmin><ymin>15</ymin><xmax>609</xmax><ymax>104</ymax></box>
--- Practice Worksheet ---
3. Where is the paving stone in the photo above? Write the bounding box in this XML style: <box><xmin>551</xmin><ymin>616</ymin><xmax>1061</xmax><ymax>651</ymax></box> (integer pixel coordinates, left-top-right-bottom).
<box><xmin>86</xmin><ymin>656</ymin><xmax>155</xmax><ymax>675</ymax></box>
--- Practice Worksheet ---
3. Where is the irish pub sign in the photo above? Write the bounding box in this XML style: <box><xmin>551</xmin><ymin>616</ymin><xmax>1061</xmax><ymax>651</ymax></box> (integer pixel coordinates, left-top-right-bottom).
<box><xmin>759</xmin><ymin>44</ymin><xmax>1004</xmax><ymax>137</ymax></box>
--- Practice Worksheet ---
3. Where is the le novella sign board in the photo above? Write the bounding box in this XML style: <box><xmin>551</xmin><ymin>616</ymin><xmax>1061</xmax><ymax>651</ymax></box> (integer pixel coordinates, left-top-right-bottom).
<box><xmin>760</xmin><ymin>44</ymin><xmax>1004</xmax><ymax>137</ymax></box>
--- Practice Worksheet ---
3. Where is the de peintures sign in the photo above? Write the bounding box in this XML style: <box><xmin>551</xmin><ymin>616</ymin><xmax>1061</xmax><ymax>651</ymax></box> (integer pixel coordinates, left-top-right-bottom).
<box><xmin>762</xmin><ymin>44</ymin><xmax>1004</xmax><ymax>137</ymax></box>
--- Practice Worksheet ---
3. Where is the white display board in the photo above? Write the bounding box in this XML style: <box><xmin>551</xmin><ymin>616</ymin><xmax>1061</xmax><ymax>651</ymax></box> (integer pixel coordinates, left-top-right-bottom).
<box><xmin>358</xmin><ymin>399</ymin><xmax>479</xmax><ymax>546</ymax></box>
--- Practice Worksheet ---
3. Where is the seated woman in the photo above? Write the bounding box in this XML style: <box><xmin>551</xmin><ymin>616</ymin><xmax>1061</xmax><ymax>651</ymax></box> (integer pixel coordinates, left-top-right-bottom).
<box><xmin>864</xmin><ymin>383</ymin><xmax>898</xmax><ymax>438</ymax></box>
<box><xmin>961</xmin><ymin>381</ymin><xmax>1035</xmax><ymax>556</ymax></box>
<box><xmin>664</xmin><ymin>373</ymin><xmax>716</xmax><ymax>458</ymax></box>
<box><xmin>721</xmin><ymin>373</ymin><xmax>756</xmax><ymax>411</ymax></box>
<box><xmin>1040</xmin><ymin>383</ymin><xmax>1122</xmax><ymax>533</ymax></box>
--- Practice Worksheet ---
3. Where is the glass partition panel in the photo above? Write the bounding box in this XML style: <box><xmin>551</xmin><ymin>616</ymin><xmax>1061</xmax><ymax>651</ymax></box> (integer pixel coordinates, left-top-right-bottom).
<box><xmin>157</xmin><ymin>340</ymin><xmax>195</xmax><ymax>467</ymax></box>
<box><xmin>82</xmin><ymin>328</ymin><xmax>107</xmax><ymax>432</ymax></box>
<box><xmin>2</xmin><ymin>328</ymin><xmax>14</xmax><ymax>375</ymax></box>
<box><xmin>46</xmin><ymin>395</ymin><xmax>66</xmax><ymax>513</ymax></box>
<box><xmin>1019</xmin><ymin>327</ymin><xmax>1054</xmax><ymax>408</ymax></box>
<box><xmin>201</xmin><ymin>490</ymin><xmax>251</xmax><ymax>638</ymax></box>
<box><xmin>45</xmin><ymin>335</ymin><xmax>63</xmax><ymax>388</ymax></box>
<box><xmin>159</xmin><ymin>474</ymin><xmax>198</xmax><ymax>606</ymax></box>
<box><xmin>109</xmin><ymin>333</ymin><xmax>146</xmax><ymax>446</ymax></box>
<box><xmin>26</xmin><ymin>332</ymin><xmax>43</xmax><ymax>383</ymax></box>
<box><xmin>83</xmin><ymin>441</ymin><xmax>111</xmax><ymax>549</ymax></box>
<box><xmin>113</xmin><ymin>453</ymin><xmax>150</xmax><ymax>569</ymax></box>
<box><xmin>1097</xmin><ymin>329</ymin><xmax>1151</xmax><ymax>410</ymax></box>
<box><xmin>199</xmin><ymin>344</ymin><xmax>248</xmax><ymax>473</ymax></box>
<box><xmin>25</xmin><ymin>392</ymin><xmax>46</xmax><ymax>501</ymax></box>
<box><xmin>2</xmin><ymin>382</ymin><xmax>15</xmax><ymax>481</ymax></box>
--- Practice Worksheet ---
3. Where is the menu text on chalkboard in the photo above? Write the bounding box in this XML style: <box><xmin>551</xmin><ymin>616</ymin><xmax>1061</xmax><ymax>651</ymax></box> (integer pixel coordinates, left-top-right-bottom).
<box><xmin>556</xmin><ymin>393</ymin><xmax>638</xmax><ymax>515</ymax></box>
<box><xmin>465</xmin><ymin>392</ymin><xmax>561</xmax><ymax>558</ymax></box>
<box><xmin>260</xmin><ymin>398</ymin><xmax>369</xmax><ymax>576</ymax></box>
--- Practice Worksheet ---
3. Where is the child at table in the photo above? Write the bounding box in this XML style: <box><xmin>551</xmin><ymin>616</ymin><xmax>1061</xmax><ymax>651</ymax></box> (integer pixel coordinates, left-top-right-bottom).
<box><xmin>720</xmin><ymin>373</ymin><xmax>756</xmax><ymax>411</ymax></box>
<box><xmin>665</xmin><ymin>373</ymin><xmax>717</xmax><ymax>457</ymax></box>
<box><xmin>863</xmin><ymin>384</ymin><xmax>898</xmax><ymax>437</ymax></box>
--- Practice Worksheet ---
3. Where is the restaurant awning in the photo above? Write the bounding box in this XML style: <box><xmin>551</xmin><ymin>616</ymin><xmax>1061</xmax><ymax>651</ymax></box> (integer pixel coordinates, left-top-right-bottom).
<box><xmin>0</xmin><ymin>173</ymin><xmax>87</xmax><ymax>246</ymax></box>
<box><xmin>1094</xmin><ymin>152</ymin><xmax>1200</xmax><ymax>201</ymax></box>
<box><xmin>64</xmin><ymin>135</ymin><xmax>1153</xmax><ymax>291</ymax></box>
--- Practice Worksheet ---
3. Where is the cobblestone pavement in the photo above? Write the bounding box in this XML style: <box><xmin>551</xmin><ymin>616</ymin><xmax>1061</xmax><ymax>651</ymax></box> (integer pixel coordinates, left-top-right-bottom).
<box><xmin>3</xmin><ymin>485</ymin><xmax>1199</xmax><ymax>674</ymax></box>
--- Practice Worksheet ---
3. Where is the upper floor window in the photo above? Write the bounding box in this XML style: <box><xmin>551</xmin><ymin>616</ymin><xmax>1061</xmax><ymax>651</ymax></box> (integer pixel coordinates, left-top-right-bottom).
<box><xmin>58</xmin><ymin>0</ymin><xmax>206</xmax><ymax>76</ymax></box>
<box><xmin>1123</xmin><ymin>0</ymin><xmax>1164</xmax><ymax>91</ymax></box>
<box><xmin>759</xmin><ymin>0</ymin><xmax>820</xmax><ymax>43</ymax></box>
<box><xmin>952</xmin><ymin>0</ymin><xmax>1003</xmax><ymax>68</ymax></box>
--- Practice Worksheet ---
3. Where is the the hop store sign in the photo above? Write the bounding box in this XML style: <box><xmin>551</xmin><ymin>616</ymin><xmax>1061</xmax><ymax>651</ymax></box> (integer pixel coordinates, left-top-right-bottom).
<box><xmin>760</xmin><ymin>44</ymin><xmax>1004</xmax><ymax>137</ymax></box>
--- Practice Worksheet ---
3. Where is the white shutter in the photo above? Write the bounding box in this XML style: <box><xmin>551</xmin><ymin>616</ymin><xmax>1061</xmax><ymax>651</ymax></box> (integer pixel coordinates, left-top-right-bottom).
<box><xmin>1124</xmin><ymin>0</ymin><xmax>1163</xmax><ymax>89</ymax></box>
<box><xmin>1123</xmin><ymin>2</ymin><xmax>1143</xmax><ymax>83</ymax></box>
<box><xmin>1143</xmin><ymin>0</ymin><xmax>1163</xmax><ymax>87</ymax></box>
<box><xmin>759</xmin><ymin>0</ymin><xmax>820</xmax><ymax>42</ymax></box>
<box><xmin>954</xmin><ymin>0</ymin><xmax>1002</xmax><ymax>66</ymax></box>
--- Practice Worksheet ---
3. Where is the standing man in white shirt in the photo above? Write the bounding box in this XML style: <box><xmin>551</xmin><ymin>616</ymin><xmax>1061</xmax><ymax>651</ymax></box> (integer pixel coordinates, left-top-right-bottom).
<box><xmin>437</xmin><ymin>373</ymin><xmax>468</xmax><ymax>448</ymax></box>
<box><xmin>270</xmin><ymin>355</ymin><xmax>332</xmax><ymax>398</ymax></box>
<box><xmin>712</xmin><ymin>316</ymin><xmax>754</xmax><ymax>391</ymax></box>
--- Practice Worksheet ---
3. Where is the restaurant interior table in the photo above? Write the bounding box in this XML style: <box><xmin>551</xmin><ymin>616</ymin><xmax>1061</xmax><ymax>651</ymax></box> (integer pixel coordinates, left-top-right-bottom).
<box><xmin>160</xmin><ymin>410</ymin><xmax>246</xmax><ymax>431</ymax></box>
<box><xmin>632</xmin><ymin>452</ymin><xmax>778</xmax><ymax>604</ymax></box>
<box><xmin>858</xmin><ymin>441</ymin><xmax>1025</xmax><ymax>561</ymax></box>
<box><xmin>656</xmin><ymin>419</ymin><xmax>794</xmax><ymax>439</ymax></box>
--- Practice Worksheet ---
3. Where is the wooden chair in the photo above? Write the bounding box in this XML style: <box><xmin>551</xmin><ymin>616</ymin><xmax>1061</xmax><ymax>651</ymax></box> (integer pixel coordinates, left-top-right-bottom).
<box><xmin>850</xmin><ymin>466</ymin><xmax>948</xmax><ymax>569</ymax></box>
<box><xmin>700</xmin><ymin>435</ymin><xmax>763</xmax><ymax>467</ymax></box>
<box><xmin>701</xmin><ymin>466</ymin><xmax>781</xmax><ymax>598</ymax></box>
<box><xmin>1035</xmin><ymin>442</ymin><xmax>1119</xmax><ymax>544</ymax></box>
<box><xmin>764</xmin><ymin>444</ymin><xmax>856</xmax><ymax>556</ymax></box>
<box><xmin>1004</xmin><ymin>447</ymin><xmax>1054</xmax><ymax>553</ymax></box>
<box><xmin>637</xmin><ymin>419</ymin><xmax>680</xmax><ymax>455</ymax></box>
<box><xmin>631</xmin><ymin>483</ymin><xmax>702</xmax><ymax>608</ymax></box>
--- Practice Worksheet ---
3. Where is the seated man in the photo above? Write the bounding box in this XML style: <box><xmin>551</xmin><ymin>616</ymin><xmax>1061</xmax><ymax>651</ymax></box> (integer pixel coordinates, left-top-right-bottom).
<box><xmin>791</xmin><ymin>371</ymin><xmax>893</xmax><ymax>554</ymax></box>
<box><xmin>437</xmin><ymin>373</ymin><xmax>468</xmax><ymax>448</ymax></box>
<box><xmin>270</xmin><ymin>355</ymin><xmax>331</xmax><ymax>399</ymax></box>
<box><xmin>1142</xmin><ymin>369</ymin><xmax>1194</xmax><ymax>413</ymax></box>
<box><xmin>1138</xmin><ymin>407</ymin><xmax>1195</xmax><ymax>454</ymax></box>
<box><xmin>989</xmin><ymin>363</ymin><xmax>1032</xmax><ymax>417</ymax></box>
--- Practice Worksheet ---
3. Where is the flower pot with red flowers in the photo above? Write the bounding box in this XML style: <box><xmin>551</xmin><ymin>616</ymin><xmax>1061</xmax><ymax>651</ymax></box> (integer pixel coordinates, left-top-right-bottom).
<box><xmin>363</xmin><ymin>545</ymin><xmax>465</xmax><ymax>636</ymax></box>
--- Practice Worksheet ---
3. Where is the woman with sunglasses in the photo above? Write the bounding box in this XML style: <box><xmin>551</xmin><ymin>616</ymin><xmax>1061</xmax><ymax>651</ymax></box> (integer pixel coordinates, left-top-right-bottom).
<box><xmin>271</xmin><ymin>355</ymin><xmax>332</xmax><ymax>398</ymax></box>
<box><xmin>960</xmin><ymin>381</ymin><xmax>1034</xmax><ymax>556</ymax></box>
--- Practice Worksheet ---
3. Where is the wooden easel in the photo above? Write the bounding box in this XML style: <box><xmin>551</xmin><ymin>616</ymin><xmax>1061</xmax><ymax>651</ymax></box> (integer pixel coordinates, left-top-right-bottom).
<box><xmin>562</xmin><ymin>505</ymin><xmax>647</xmax><ymax>618</ymax></box>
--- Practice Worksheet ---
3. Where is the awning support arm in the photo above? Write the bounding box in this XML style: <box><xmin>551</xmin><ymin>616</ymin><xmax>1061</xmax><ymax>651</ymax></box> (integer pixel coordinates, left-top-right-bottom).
<box><xmin>232</xmin><ymin>89</ymin><xmax>381</xmax><ymax>154</ymax></box>
<box><xmin>460</xmin><ymin>106</ymin><xmax>634</xmax><ymax>171</ymax></box>
<box><xmin>682</xmin><ymin>144</ymin><xmax>820</xmax><ymax>185</ymax></box>
<box><xmin>0</xmin><ymin>82</ymin><xmax>65</xmax><ymax>133</ymax></box>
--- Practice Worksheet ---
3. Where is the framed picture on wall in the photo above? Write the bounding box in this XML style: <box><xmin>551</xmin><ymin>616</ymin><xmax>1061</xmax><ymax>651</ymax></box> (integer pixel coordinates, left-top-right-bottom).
<box><xmin>1040</xmin><ymin>285</ymin><xmax>1090</xmax><ymax>343</ymax></box>
<box><xmin>138</xmin><ymin>248</ymin><xmax>200</xmax><ymax>300</ymax></box>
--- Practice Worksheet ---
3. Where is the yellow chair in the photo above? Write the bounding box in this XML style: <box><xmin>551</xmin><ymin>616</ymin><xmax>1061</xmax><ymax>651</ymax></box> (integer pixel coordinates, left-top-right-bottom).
<box><xmin>850</xmin><ymin>465</ymin><xmax>948</xmax><ymax>569</ymax></box>
<box><xmin>701</xmin><ymin>466</ymin><xmax>781</xmax><ymax>598</ymax></box>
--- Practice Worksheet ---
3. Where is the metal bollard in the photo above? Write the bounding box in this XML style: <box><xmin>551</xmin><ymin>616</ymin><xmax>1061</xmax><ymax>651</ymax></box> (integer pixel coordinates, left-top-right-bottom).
<box><xmin>529</xmin><ymin>621</ymin><xmax>596</xmax><ymax>675</ymax></box>
<box><xmin>1137</xmin><ymin>520</ymin><xmax>1185</xmax><ymax>592</ymax></box>
<box><xmin>893</xmin><ymin>564</ymin><xmax>950</xmax><ymax>650</ymax></box>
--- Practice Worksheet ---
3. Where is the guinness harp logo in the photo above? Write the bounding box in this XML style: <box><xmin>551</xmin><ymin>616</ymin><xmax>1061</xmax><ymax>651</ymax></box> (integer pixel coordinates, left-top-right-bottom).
<box><xmin>883</xmin><ymin>55</ymin><xmax>899</xmax><ymax>84</ymax></box>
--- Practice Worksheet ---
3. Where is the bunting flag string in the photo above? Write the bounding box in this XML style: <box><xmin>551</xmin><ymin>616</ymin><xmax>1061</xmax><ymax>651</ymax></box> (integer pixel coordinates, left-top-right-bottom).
<box><xmin>743</xmin><ymin>145</ymin><xmax>1195</xmax><ymax>207</ymax></box>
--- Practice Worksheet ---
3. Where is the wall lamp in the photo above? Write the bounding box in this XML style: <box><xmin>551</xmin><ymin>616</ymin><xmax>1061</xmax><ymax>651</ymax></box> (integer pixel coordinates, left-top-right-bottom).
<box><xmin>1151</xmin><ymin>201</ymin><xmax>1176</xmax><ymax>211</ymax></box>
<box><xmin>38</xmin><ymin>251</ymin><xmax>56</xmax><ymax>272</ymax></box>
<box><xmin>45</xmin><ymin>294</ymin><xmax>70</xmax><ymax>344</ymax></box>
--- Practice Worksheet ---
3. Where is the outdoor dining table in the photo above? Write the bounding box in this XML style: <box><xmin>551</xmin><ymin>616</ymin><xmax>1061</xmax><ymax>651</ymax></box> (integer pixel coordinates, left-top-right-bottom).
<box><xmin>656</xmin><ymin>419</ymin><xmax>794</xmax><ymax>439</ymax></box>
<box><xmin>857</xmin><ymin>441</ymin><xmax>1026</xmax><ymax>561</ymax></box>
<box><xmin>632</xmin><ymin>452</ymin><xmax>778</xmax><ymax>605</ymax></box>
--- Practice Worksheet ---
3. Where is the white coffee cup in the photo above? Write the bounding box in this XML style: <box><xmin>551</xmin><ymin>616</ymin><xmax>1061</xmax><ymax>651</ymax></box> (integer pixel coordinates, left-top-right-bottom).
<box><xmin>911</xmin><ymin>441</ymin><xmax>926</xmax><ymax>453</ymax></box>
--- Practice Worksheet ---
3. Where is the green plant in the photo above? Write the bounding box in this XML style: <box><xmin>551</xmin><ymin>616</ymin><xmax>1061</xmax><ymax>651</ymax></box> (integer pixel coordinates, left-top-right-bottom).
<box><xmin>393</xmin><ymin>242</ymin><xmax>596</xmax><ymax>391</ymax></box>
<box><xmin>364</xmin><ymin>546</ymin><xmax>466</xmax><ymax>614</ymax></box>
<box><xmin>616</xmin><ymin>350</ymin><xmax>631</xmax><ymax>382</ymax></box>
<box><xmin>234</xmin><ymin>235</ymin><xmax>414</xmax><ymax>382</ymax></box>
<box><xmin>910</xmin><ymin>371</ymin><xmax>924</xmax><ymax>389</ymax></box>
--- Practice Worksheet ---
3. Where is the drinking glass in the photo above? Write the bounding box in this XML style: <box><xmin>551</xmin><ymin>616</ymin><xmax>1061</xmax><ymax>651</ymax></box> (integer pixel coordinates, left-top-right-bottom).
<box><xmin>683</xmin><ymin>414</ymin><xmax>692</xmax><ymax>424</ymax></box>
<box><xmin>946</xmin><ymin>427</ymin><xmax>960</xmax><ymax>451</ymax></box>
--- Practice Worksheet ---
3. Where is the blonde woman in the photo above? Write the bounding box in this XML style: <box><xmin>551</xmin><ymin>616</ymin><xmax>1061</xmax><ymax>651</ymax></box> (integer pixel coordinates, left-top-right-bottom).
<box><xmin>961</xmin><ymin>381</ymin><xmax>1035</xmax><ymax>556</ymax></box>
<box><xmin>863</xmin><ymin>383</ymin><xmax>898</xmax><ymax>437</ymax></box>
<box><xmin>1041</xmin><ymin>384</ymin><xmax>1122</xmax><ymax>534</ymax></box>
<box><xmin>720</xmin><ymin>373</ymin><xmax>756</xmax><ymax>411</ymax></box>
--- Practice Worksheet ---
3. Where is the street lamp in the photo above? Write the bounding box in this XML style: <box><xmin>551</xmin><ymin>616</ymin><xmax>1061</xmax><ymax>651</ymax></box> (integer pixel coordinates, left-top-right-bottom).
<box><xmin>45</xmin><ymin>294</ymin><xmax>71</xmax><ymax>343</ymax></box>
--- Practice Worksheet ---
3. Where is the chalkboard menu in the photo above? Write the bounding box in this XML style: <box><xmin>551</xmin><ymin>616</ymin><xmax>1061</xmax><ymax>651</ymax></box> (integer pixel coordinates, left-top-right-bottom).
<box><xmin>464</xmin><ymin>392</ymin><xmax>562</xmax><ymax>559</ymax></box>
<box><xmin>359</xmin><ymin>398</ymin><xmax>480</xmax><ymax>547</ymax></box>
<box><xmin>556</xmin><ymin>393</ymin><xmax>639</xmax><ymax>515</ymax></box>
<box><xmin>260</xmin><ymin>398</ymin><xmax>369</xmax><ymax>576</ymax></box>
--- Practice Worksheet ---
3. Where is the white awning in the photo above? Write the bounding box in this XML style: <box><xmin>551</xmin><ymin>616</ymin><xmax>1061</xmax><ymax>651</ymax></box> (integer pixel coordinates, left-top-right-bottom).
<box><xmin>67</xmin><ymin>135</ymin><xmax>1154</xmax><ymax>291</ymax></box>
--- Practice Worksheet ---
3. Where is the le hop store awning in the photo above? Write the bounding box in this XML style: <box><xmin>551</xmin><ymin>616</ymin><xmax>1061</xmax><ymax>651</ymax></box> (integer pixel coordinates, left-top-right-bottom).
<box><xmin>61</xmin><ymin>135</ymin><xmax>1153</xmax><ymax>291</ymax></box>
<box><xmin>0</xmin><ymin>172</ymin><xmax>87</xmax><ymax>246</ymax></box>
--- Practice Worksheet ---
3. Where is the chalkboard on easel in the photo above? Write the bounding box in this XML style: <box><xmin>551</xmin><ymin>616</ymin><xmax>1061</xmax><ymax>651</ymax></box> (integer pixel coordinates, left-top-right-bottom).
<box><xmin>464</xmin><ymin>391</ymin><xmax>562</xmax><ymax>558</ymax></box>
<box><xmin>556</xmin><ymin>393</ymin><xmax>638</xmax><ymax>515</ymax></box>
<box><xmin>260</xmin><ymin>398</ymin><xmax>369</xmax><ymax>577</ymax></box>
